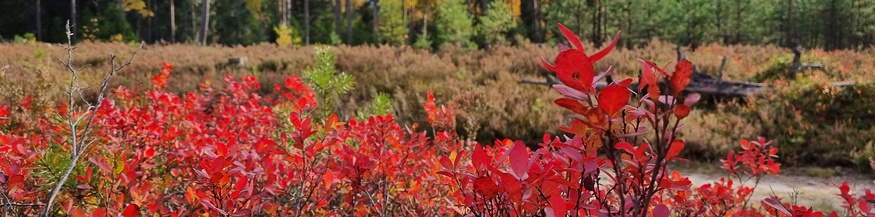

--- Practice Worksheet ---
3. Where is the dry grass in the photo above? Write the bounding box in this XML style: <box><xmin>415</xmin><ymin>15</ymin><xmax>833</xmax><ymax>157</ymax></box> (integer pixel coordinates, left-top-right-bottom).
<box><xmin>2</xmin><ymin>40</ymin><xmax>874</xmax><ymax>167</ymax></box>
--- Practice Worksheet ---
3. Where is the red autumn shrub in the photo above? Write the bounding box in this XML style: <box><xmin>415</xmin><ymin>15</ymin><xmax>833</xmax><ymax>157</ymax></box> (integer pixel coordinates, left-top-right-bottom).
<box><xmin>434</xmin><ymin>24</ymin><xmax>874</xmax><ymax>217</ymax></box>
<box><xmin>0</xmin><ymin>23</ymin><xmax>872</xmax><ymax>217</ymax></box>
<box><xmin>0</xmin><ymin>62</ymin><xmax>460</xmax><ymax>216</ymax></box>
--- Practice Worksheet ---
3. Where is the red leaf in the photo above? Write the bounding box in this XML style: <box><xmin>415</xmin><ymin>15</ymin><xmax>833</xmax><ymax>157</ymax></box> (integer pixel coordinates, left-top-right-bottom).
<box><xmin>558</xmin><ymin>23</ymin><xmax>583</xmax><ymax>51</ymax></box>
<box><xmin>598</xmin><ymin>84</ymin><xmax>630</xmax><ymax>115</ymax></box>
<box><xmin>645</xmin><ymin>60</ymin><xmax>670</xmax><ymax>77</ymax></box>
<box><xmin>559</xmin><ymin>119</ymin><xmax>589</xmax><ymax>136</ymax></box>
<box><xmin>0</xmin><ymin>106</ymin><xmax>7</xmax><ymax>122</ymax></box>
<box><xmin>472</xmin><ymin>145</ymin><xmax>490</xmax><ymax>170</ymax></box>
<box><xmin>670</xmin><ymin>59</ymin><xmax>693</xmax><ymax>95</ymax></box>
<box><xmin>70</xmin><ymin>208</ymin><xmax>86</xmax><ymax>217</ymax></box>
<box><xmin>85</xmin><ymin>167</ymin><xmax>94</xmax><ymax>182</ymax></box>
<box><xmin>235</xmin><ymin>176</ymin><xmax>248</xmax><ymax>192</ymax></box>
<box><xmin>549</xmin><ymin>193</ymin><xmax>566</xmax><ymax>217</ymax></box>
<box><xmin>123</xmin><ymin>204</ymin><xmax>140</xmax><ymax>217</ymax></box>
<box><xmin>652</xmin><ymin>205</ymin><xmax>670</xmax><ymax>217</ymax></box>
<box><xmin>675</xmin><ymin>105</ymin><xmax>690</xmax><ymax>119</ymax></box>
<box><xmin>216</xmin><ymin>143</ymin><xmax>228</xmax><ymax>156</ymax></box>
<box><xmin>541</xmin><ymin>56</ymin><xmax>556</xmax><ymax>72</ymax></box>
<box><xmin>554</xmin><ymin>50</ymin><xmax>595</xmax><ymax>93</ymax></box>
<box><xmin>324</xmin><ymin>114</ymin><xmax>343</xmax><ymax>132</ymax></box>
<box><xmin>667</xmin><ymin>140</ymin><xmax>685</xmax><ymax>160</ymax></box>
<box><xmin>439</xmin><ymin>156</ymin><xmax>454</xmax><ymax>170</ymax></box>
<box><xmin>618</xmin><ymin>78</ymin><xmax>634</xmax><ymax>87</ymax></box>
<box><xmin>634</xmin><ymin>142</ymin><xmax>650</xmax><ymax>162</ymax></box>
<box><xmin>508</xmin><ymin>141</ymin><xmax>530</xmax><ymax>180</ymax></box>
<box><xmin>554</xmin><ymin>98</ymin><xmax>588</xmax><ymax>114</ymax></box>
<box><xmin>436</xmin><ymin>170</ymin><xmax>455</xmax><ymax>179</ymax></box>
<box><xmin>323</xmin><ymin>169</ymin><xmax>336</xmax><ymax>188</ymax></box>
<box><xmin>473</xmin><ymin>177</ymin><xmax>500</xmax><ymax>198</ymax></box>
<box><xmin>670</xmin><ymin>171</ymin><xmax>692</xmax><ymax>191</ymax></box>
<box><xmin>6</xmin><ymin>175</ymin><xmax>24</xmax><ymax>191</ymax></box>
<box><xmin>615</xmin><ymin>142</ymin><xmax>635</xmax><ymax>154</ymax></box>
<box><xmin>763</xmin><ymin>197</ymin><xmax>792</xmax><ymax>216</ymax></box>
<box><xmin>589</xmin><ymin>31</ymin><xmax>621</xmax><ymax>62</ymax></box>
<box><xmin>75</xmin><ymin>175</ymin><xmax>87</xmax><ymax>182</ymax></box>
<box><xmin>162</xmin><ymin>61</ymin><xmax>174</xmax><ymax>71</ymax></box>
<box><xmin>78</xmin><ymin>167</ymin><xmax>92</xmax><ymax>182</ymax></box>
<box><xmin>20</xmin><ymin>96</ymin><xmax>32</xmax><ymax>110</ymax></box>
<box><xmin>91</xmin><ymin>208</ymin><xmax>107</xmax><ymax>217</ymax></box>
<box><xmin>839</xmin><ymin>181</ymin><xmax>850</xmax><ymax>195</ymax></box>
<box><xmin>144</xmin><ymin>147</ymin><xmax>155</xmax><ymax>158</ymax></box>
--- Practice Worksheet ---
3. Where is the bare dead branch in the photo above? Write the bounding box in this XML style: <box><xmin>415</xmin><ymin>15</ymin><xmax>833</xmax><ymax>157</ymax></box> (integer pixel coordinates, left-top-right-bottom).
<box><xmin>41</xmin><ymin>20</ymin><xmax>143</xmax><ymax>217</ymax></box>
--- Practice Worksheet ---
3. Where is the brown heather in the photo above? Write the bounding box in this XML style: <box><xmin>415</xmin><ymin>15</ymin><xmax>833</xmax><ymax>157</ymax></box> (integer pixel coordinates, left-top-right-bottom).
<box><xmin>1</xmin><ymin>40</ymin><xmax>874</xmax><ymax>167</ymax></box>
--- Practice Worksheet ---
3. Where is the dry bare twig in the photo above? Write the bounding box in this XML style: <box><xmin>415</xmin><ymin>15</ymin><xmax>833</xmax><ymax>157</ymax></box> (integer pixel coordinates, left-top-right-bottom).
<box><xmin>40</xmin><ymin>20</ymin><xmax>143</xmax><ymax>217</ymax></box>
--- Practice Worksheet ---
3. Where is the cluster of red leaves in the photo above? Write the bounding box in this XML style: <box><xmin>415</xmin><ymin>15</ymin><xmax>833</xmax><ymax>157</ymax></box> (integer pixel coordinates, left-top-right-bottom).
<box><xmin>434</xmin><ymin>23</ymin><xmax>874</xmax><ymax>217</ymax></box>
<box><xmin>436</xmin><ymin>23</ymin><xmax>701</xmax><ymax>217</ymax></box>
<box><xmin>0</xmin><ymin>62</ymin><xmax>461</xmax><ymax>216</ymax></box>
<box><xmin>1</xmin><ymin>24</ymin><xmax>874</xmax><ymax>216</ymax></box>
<box><xmin>423</xmin><ymin>92</ymin><xmax>456</xmax><ymax>132</ymax></box>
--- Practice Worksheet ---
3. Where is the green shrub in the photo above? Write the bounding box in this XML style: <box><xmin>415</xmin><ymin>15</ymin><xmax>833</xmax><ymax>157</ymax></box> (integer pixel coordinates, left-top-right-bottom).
<box><xmin>303</xmin><ymin>46</ymin><xmax>355</xmax><ymax>118</ymax></box>
<box><xmin>743</xmin><ymin>73</ymin><xmax>875</xmax><ymax>168</ymax></box>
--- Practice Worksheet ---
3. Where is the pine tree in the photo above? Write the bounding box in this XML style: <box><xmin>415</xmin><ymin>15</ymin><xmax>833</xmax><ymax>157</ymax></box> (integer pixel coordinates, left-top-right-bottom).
<box><xmin>478</xmin><ymin>0</ymin><xmax>517</xmax><ymax>47</ymax></box>
<box><xmin>303</xmin><ymin>47</ymin><xmax>355</xmax><ymax>119</ymax></box>
<box><xmin>436</xmin><ymin>0</ymin><xmax>476</xmax><ymax>49</ymax></box>
<box><xmin>379</xmin><ymin>0</ymin><xmax>408</xmax><ymax>46</ymax></box>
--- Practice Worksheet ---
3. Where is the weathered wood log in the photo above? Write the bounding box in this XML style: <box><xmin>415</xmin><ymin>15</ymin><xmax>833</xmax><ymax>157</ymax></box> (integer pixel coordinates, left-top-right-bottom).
<box><xmin>520</xmin><ymin>70</ymin><xmax>855</xmax><ymax>97</ymax></box>
<box><xmin>594</xmin><ymin>72</ymin><xmax>768</xmax><ymax>97</ymax></box>
<box><xmin>522</xmin><ymin>48</ymin><xmax>845</xmax><ymax>98</ymax></box>
<box><xmin>228</xmin><ymin>56</ymin><xmax>248</xmax><ymax>67</ymax></box>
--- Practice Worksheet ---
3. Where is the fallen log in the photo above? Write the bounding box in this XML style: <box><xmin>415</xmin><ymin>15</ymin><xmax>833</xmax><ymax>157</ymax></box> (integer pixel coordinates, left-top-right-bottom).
<box><xmin>521</xmin><ymin>70</ymin><xmax>855</xmax><ymax>97</ymax></box>
<box><xmin>522</xmin><ymin>49</ymin><xmax>848</xmax><ymax>97</ymax></box>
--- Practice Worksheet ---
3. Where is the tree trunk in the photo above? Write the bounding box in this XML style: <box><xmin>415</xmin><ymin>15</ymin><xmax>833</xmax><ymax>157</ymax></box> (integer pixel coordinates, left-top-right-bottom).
<box><xmin>36</xmin><ymin>0</ymin><xmax>42</xmax><ymax>41</ymax></box>
<box><xmin>576</xmin><ymin>1</ymin><xmax>582</xmax><ymax>37</ymax></box>
<box><xmin>625</xmin><ymin>0</ymin><xmax>631</xmax><ymax>47</ymax></box>
<box><xmin>279</xmin><ymin>0</ymin><xmax>285</xmax><ymax>24</ymax></box>
<box><xmin>346</xmin><ymin>0</ymin><xmax>353</xmax><ymax>44</ymax></box>
<box><xmin>480</xmin><ymin>0</ymin><xmax>488</xmax><ymax>15</ymax></box>
<box><xmin>334</xmin><ymin>0</ymin><xmax>342</xmax><ymax>35</ymax></box>
<box><xmin>374</xmin><ymin>0</ymin><xmax>380</xmax><ymax>42</ymax></box>
<box><xmin>171</xmin><ymin>0</ymin><xmax>176</xmax><ymax>43</ymax></box>
<box><xmin>591</xmin><ymin>0</ymin><xmax>600</xmax><ymax>46</ymax></box>
<box><xmin>786</xmin><ymin>0</ymin><xmax>794</xmax><ymax>47</ymax></box>
<box><xmin>534</xmin><ymin>0</ymin><xmax>542</xmax><ymax>42</ymax></box>
<box><xmin>71</xmin><ymin>0</ymin><xmax>77</xmax><ymax>43</ymax></box>
<box><xmin>148</xmin><ymin>0</ymin><xmax>154</xmax><ymax>42</ymax></box>
<box><xmin>828</xmin><ymin>0</ymin><xmax>838</xmax><ymax>49</ymax></box>
<box><xmin>200</xmin><ymin>0</ymin><xmax>210</xmax><ymax>45</ymax></box>
<box><xmin>468</xmin><ymin>0</ymin><xmax>474</xmax><ymax>14</ymax></box>
<box><xmin>734</xmin><ymin>0</ymin><xmax>742</xmax><ymax>43</ymax></box>
<box><xmin>191</xmin><ymin>0</ymin><xmax>197</xmax><ymax>43</ymax></box>
<box><xmin>716</xmin><ymin>0</ymin><xmax>723</xmax><ymax>43</ymax></box>
<box><xmin>305</xmin><ymin>0</ymin><xmax>310</xmax><ymax>44</ymax></box>
<box><xmin>278</xmin><ymin>0</ymin><xmax>283</xmax><ymax>24</ymax></box>
<box><xmin>136</xmin><ymin>11</ymin><xmax>142</xmax><ymax>41</ymax></box>
<box><xmin>423</xmin><ymin>5</ymin><xmax>428</xmax><ymax>37</ymax></box>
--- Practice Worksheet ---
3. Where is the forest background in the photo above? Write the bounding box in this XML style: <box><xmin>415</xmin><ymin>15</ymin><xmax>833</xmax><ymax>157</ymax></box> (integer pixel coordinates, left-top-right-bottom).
<box><xmin>3</xmin><ymin>0</ymin><xmax>875</xmax><ymax>49</ymax></box>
